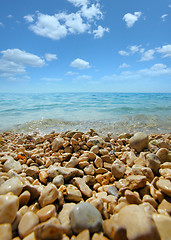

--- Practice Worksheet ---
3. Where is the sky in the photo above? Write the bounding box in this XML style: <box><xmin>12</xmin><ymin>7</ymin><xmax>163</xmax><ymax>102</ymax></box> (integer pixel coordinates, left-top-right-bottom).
<box><xmin>0</xmin><ymin>0</ymin><xmax>171</xmax><ymax>93</ymax></box>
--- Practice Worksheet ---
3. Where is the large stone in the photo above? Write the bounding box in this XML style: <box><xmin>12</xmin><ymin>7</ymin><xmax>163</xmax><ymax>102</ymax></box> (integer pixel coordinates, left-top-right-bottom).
<box><xmin>146</xmin><ymin>153</ymin><xmax>161</xmax><ymax>174</ymax></box>
<box><xmin>38</xmin><ymin>183</ymin><xmax>59</xmax><ymax>207</ymax></box>
<box><xmin>156</xmin><ymin>178</ymin><xmax>171</xmax><ymax>197</ymax></box>
<box><xmin>70</xmin><ymin>202</ymin><xmax>103</xmax><ymax>234</ymax></box>
<box><xmin>112</xmin><ymin>160</ymin><xmax>126</xmax><ymax>179</ymax></box>
<box><xmin>0</xmin><ymin>193</ymin><xmax>19</xmax><ymax>224</ymax></box>
<box><xmin>158</xmin><ymin>199</ymin><xmax>171</xmax><ymax>215</ymax></box>
<box><xmin>156</xmin><ymin>148</ymin><xmax>171</xmax><ymax>163</ymax></box>
<box><xmin>0</xmin><ymin>177</ymin><xmax>23</xmax><ymax>196</ymax></box>
<box><xmin>18</xmin><ymin>211</ymin><xmax>39</xmax><ymax>238</ymax></box>
<box><xmin>65</xmin><ymin>184</ymin><xmax>82</xmax><ymax>202</ymax></box>
<box><xmin>118</xmin><ymin>204</ymin><xmax>161</xmax><ymax>240</ymax></box>
<box><xmin>3</xmin><ymin>157</ymin><xmax>22</xmax><ymax>173</ymax></box>
<box><xmin>130</xmin><ymin>132</ymin><xmax>149</xmax><ymax>152</ymax></box>
<box><xmin>52</xmin><ymin>137</ymin><xmax>64</xmax><ymax>151</ymax></box>
<box><xmin>103</xmin><ymin>218</ymin><xmax>127</xmax><ymax>240</ymax></box>
<box><xmin>0</xmin><ymin>223</ymin><xmax>12</xmax><ymax>240</ymax></box>
<box><xmin>153</xmin><ymin>214</ymin><xmax>171</xmax><ymax>240</ymax></box>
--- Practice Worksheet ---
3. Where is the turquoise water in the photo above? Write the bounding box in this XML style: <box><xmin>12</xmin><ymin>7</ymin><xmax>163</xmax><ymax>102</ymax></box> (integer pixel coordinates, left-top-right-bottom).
<box><xmin>0</xmin><ymin>93</ymin><xmax>171</xmax><ymax>134</ymax></box>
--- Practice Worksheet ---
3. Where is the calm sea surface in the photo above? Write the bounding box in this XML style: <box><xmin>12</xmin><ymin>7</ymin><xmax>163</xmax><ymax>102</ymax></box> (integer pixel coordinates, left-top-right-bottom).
<box><xmin>0</xmin><ymin>92</ymin><xmax>171</xmax><ymax>134</ymax></box>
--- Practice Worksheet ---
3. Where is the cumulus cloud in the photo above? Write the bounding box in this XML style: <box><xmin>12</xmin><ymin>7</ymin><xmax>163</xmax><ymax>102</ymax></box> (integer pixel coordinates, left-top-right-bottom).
<box><xmin>0</xmin><ymin>48</ymin><xmax>45</xmax><ymax>79</ymax></box>
<box><xmin>161</xmin><ymin>14</ymin><xmax>168</xmax><ymax>22</ymax></box>
<box><xmin>93</xmin><ymin>25</ymin><xmax>109</xmax><ymax>38</ymax></box>
<box><xmin>156</xmin><ymin>44</ymin><xmax>171</xmax><ymax>58</ymax></box>
<box><xmin>118</xmin><ymin>50</ymin><xmax>130</xmax><ymax>56</ymax></box>
<box><xmin>140</xmin><ymin>49</ymin><xmax>155</xmax><ymax>61</ymax></box>
<box><xmin>70</xmin><ymin>58</ymin><xmax>91</xmax><ymax>69</ymax></box>
<box><xmin>45</xmin><ymin>53</ymin><xmax>58</xmax><ymax>61</ymax></box>
<box><xmin>119</xmin><ymin>63</ymin><xmax>130</xmax><ymax>69</ymax></box>
<box><xmin>25</xmin><ymin>0</ymin><xmax>109</xmax><ymax>40</ymax></box>
<box><xmin>123</xmin><ymin>12</ymin><xmax>142</xmax><ymax>28</ymax></box>
<box><xmin>24</xmin><ymin>14</ymin><xmax>34</xmax><ymax>23</ymax></box>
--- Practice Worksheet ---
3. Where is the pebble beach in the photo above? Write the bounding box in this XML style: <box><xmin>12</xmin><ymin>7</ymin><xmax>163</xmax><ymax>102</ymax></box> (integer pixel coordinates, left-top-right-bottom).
<box><xmin>0</xmin><ymin>129</ymin><xmax>171</xmax><ymax>240</ymax></box>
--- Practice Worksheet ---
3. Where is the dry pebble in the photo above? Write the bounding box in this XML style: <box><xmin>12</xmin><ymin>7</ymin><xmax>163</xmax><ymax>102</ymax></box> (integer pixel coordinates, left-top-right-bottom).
<box><xmin>0</xmin><ymin>130</ymin><xmax>170</xmax><ymax>239</ymax></box>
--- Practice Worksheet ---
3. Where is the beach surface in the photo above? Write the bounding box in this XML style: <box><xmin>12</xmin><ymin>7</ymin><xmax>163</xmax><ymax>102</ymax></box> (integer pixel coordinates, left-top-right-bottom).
<box><xmin>0</xmin><ymin>129</ymin><xmax>171</xmax><ymax>239</ymax></box>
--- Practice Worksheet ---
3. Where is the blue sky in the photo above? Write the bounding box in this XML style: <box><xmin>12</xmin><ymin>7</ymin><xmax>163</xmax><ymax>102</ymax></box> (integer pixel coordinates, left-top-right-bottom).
<box><xmin>0</xmin><ymin>0</ymin><xmax>171</xmax><ymax>93</ymax></box>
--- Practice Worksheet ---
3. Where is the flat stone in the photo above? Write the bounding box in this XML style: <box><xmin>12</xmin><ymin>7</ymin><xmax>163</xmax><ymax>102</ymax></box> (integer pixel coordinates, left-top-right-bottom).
<box><xmin>3</xmin><ymin>158</ymin><xmax>22</xmax><ymax>173</ymax></box>
<box><xmin>159</xmin><ymin>168</ymin><xmax>171</xmax><ymax>180</ymax></box>
<box><xmin>52</xmin><ymin>175</ymin><xmax>64</xmax><ymax>187</ymax></box>
<box><xmin>18</xmin><ymin>211</ymin><xmax>39</xmax><ymax>238</ymax></box>
<box><xmin>36</xmin><ymin>204</ymin><xmax>57</xmax><ymax>222</ymax></box>
<box><xmin>47</xmin><ymin>165</ymin><xmax>84</xmax><ymax>181</ymax></box>
<box><xmin>126</xmin><ymin>175</ymin><xmax>147</xmax><ymax>190</ymax></box>
<box><xmin>158</xmin><ymin>199</ymin><xmax>171</xmax><ymax>215</ymax></box>
<box><xmin>38</xmin><ymin>183</ymin><xmax>59</xmax><ymax>207</ymax></box>
<box><xmin>72</xmin><ymin>177</ymin><xmax>92</xmax><ymax>197</ymax></box>
<box><xmin>87</xmin><ymin>136</ymin><xmax>106</xmax><ymax>148</ymax></box>
<box><xmin>52</xmin><ymin>137</ymin><xmax>64</xmax><ymax>151</ymax></box>
<box><xmin>118</xmin><ymin>204</ymin><xmax>161</xmax><ymax>240</ymax></box>
<box><xmin>107</xmin><ymin>186</ymin><xmax>119</xmax><ymax>198</ymax></box>
<box><xmin>156</xmin><ymin>178</ymin><xmax>171</xmax><ymax>197</ymax></box>
<box><xmin>34</xmin><ymin>217</ymin><xmax>63</xmax><ymax>240</ymax></box>
<box><xmin>84</xmin><ymin>164</ymin><xmax>95</xmax><ymax>175</ymax></box>
<box><xmin>153</xmin><ymin>214</ymin><xmax>171</xmax><ymax>240</ymax></box>
<box><xmin>70</xmin><ymin>202</ymin><xmax>103</xmax><ymax>234</ymax></box>
<box><xmin>125</xmin><ymin>190</ymin><xmax>142</xmax><ymax>204</ymax></box>
<box><xmin>19</xmin><ymin>190</ymin><xmax>31</xmax><ymax>207</ymax></box>
<box><xmin>130</xmin><ymin>132</ymin><xmax>149</xmax><ymax>152</ymax></box>
<box><xmin>156</xmin><ymin>148</ymin><xmax>171</xmax><ymax>163</ymax></box>
<box><xmin>111</xmin><ymin>159</ymin><xmax>126</xmax><ymax>179</ymax></box>
<box><xmin>0</xmin><ymin>223</ymin><xmax>12</xmax><ymax>240</ymax></box>
<box><xmin>146</xmin><ymin>153</ymin><xmax>161</xmax><ymax>174</ymax></box>
<box><xmin>0</xmin><ymin>177</ymin><xmax>23</xmax><ymax>195</ymax></box>
<box><xmin>65</xmin><ymin>184</ymin><xmax>82</xmax><ymax>202</ymax></box>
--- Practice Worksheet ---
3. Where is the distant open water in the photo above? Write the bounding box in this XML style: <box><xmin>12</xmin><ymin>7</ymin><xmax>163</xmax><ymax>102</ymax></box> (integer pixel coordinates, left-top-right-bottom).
<box><xmin>0</xmin><ymin>92</ymin><xmax>171</xmax><ymax>134</ymax></box>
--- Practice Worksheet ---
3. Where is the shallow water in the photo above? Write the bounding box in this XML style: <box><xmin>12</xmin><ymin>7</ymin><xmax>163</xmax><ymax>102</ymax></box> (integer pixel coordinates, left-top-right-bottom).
<box><xmin>0</xmin><ymin>92</ymin><xmax>171</xmax><ymax>134</ymax></box>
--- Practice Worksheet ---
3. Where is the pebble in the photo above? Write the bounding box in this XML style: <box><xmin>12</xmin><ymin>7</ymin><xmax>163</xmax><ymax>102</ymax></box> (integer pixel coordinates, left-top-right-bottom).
<box><xmin>146</xmin><ymin>153</ymin><xmax>161</xmax><ymax>174</ymax></box>
<box><xmin>0</xmin><ymin>193</ymin><xmax>19</xmax><ymax>224</ymax></box>
<box><xmin>129</xmin><ymin>132</ymin><xmax>149</xmax><ymax>152</ymax></box>
<box><xmin>0</xmin><ymin>223</ymin><xmax>12</xmax><ymax>240</ymax></box>
<box><xmin>156</xmin><ymin>178</ymin><xmax>171</xmax><ymax>197</ymax></box>
<box><xmin>52</xmin><ymin>137</ymin><xmax>64</xmax><ymax>151</ymax></box>
<box><xmin>111</xmin><ymin>159</ymin><xmax>126</xmax><ymax>179</ymax></box>
<box><xmin>0</xmin><ymin>177</ymin><xmax>23</xmax><ymax>196</ymax></box>
<box><xmin>70</xmin><ymin>202</ymin><xmax>103</xmax><ymax>234</ymax></box>
<box><xmin>52</xmin><ymin>175</ymin><xmax>65</xmax><ymax>187</ymax></box>
<box><xmin>75</xmin><ymin>229</ymin><xmax>90</xmax><ymax>240</ymax></box>
<box><xmin>156</xmin><ymin>148</ymin><xmax>171</xmax><ymax>163</ymax></box>
<box><xmin>39</xmin><ymin>170</ymin><xmax>48</xmax><ymax>184</ymax></box>
<box><xmin>38</xmin><ymin>183</ymin><xmax>59</xmax><ymax>207</ymax></box>
<box><xmin>18</xmin><ymin>211</ymin><xmax>39</xmax><ymax>238</ymax></box>
<box><xmin>19</xmin><ymin>191</ymin><xmax>31</xmax><ymax>207</ymax></box>
<box><xmin>36</xmin><ymin>204</ymin><xmax>57</xmax><ymax>222</ymax></box>
<box><xmin>158</xmin><ymin>199</ymin><xmax>171</xmax><ymax>215</ymax></box>
<box><xmin>125</xmin><ymin>190</ymin><xmax>142</xmax><ymax>204</ymax></box>
<box><xmin>126</xmin><ymin>175</ymin><xmax>147</xmax><ymax>190</ymax></box>
<box><xmin>153</xmin><ymin>214</ymin><xmax>171</xmax><ymax>240</ymax></box>
<box><xmin>107</xmin><ymin>185</ymin><xmax>119</xmax><ymax>198</ymax></box>
<box><xmin>72</xmin><ymin>177</ymin><xmax>92</xmax><ymax>197</ymax></box>
<box><xmin>118</xmin><ymin>204</ymin><xmax>161</xmax><ymax>240</ymax></box>
<box><xmin>3</xmin><ymin>157</ymin><xmax>22</xmax><ymax>173</ymax></box>
<box><xmin>65</xmin><ymin>184</ymin><xmax>82</xmax><ymax>202</ymax></box>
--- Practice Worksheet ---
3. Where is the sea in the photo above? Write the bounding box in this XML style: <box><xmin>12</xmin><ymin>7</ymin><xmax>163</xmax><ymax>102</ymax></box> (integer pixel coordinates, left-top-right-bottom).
<box><xmin>0</xmin><ymin>92</ymin><xmax>171</xmax><ymax>135</ymax></box>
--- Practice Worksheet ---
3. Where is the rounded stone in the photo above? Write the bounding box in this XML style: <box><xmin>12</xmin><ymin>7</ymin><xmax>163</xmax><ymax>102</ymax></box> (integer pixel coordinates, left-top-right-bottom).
<box><xmin>156</xmin><ymin>148</ymin><xmax>171</xmax><ymax>163</ymax></box>
<box><xmin>38</xmin><ymin>183</ymin><xmax>59</xmax><ymax>207</ymax></box>
<box><xmin>156</xmin><ymin>178</ymin><xmax>171</xmax><ymax>197</ymax></box>
<box><xmin>130</xmin><ymin>132</ymin><xmax>149</xmax><ymax>152</ymax></box>
<box><xmin>146</xmin><ymin>153</ymin><xmax>161</xmax><ymax>174</ymax></box>
<box><xmin>0</xmin><ymin>223</ymin><xmax>12</xmax><ymax>240</ymax></box>
<box><xmin>36</xmin><ymin>204</ymin><xmax>57</xmax><ymax>222</ymax></box>
<box><xmin>70</xmin><ymin>202</ymin><xmax>102</xmax><ymax>234</ymax></box>
<box><xmin>111</xmin><ymin>159</ymin><xmax>126</xmax><ymax>179</ymax></box>
<box><xmin>3</xmin><ymin>158</ymin><xmax>22</xmax><ymax>173</ymax></box>
<box><xmin>0</xmin><ymin>193</ymin><xmax>19</xmax><ymax>224</ymax></box>
<box><xmin>18</xmin><ymin>211</ymin><xmax>39</xmax><ymax>238</ymax></box>
<box><xmin>52</xmin><ymin>175</ymin><xmax>64</xmax><ymax>187</ymax></box>
<box><xmin>0</xmin><ymin>177</ymin><xmax>23</xmax><ymax>196</ymax></box>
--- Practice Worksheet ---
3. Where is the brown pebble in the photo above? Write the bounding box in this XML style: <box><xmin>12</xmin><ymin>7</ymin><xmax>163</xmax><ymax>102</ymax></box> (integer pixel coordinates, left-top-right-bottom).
<box><xmin>36</xmin><ymin>204</ymin><xmax>57</xmax><ymax>222</ymax></box>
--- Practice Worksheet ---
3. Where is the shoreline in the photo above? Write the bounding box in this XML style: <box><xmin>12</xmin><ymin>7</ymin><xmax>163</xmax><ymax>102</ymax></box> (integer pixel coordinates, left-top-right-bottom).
<box><xmin>0</xmin><ymin>129</ymin><xmax>171</xmax><ymax>239</ymax></box>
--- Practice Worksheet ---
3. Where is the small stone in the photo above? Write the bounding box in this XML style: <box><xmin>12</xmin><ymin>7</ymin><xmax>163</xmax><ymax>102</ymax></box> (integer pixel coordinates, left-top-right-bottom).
<box><xmin>87</xmin><ymin>136</ymin><xmax>106</xmax><ymax>148</ymax></box>
<box><xmin>18</xmin><ymin>211</ymin><xmax>39</xmax><ymax>238</ymax></box>
<box><xmin>156</xmin><ymin>178</ymin><xmax>171</xmax><ymax>197</ymax></box>
<box><xmin>52</xmin><ymin>137</ymin><xmax>64</xmax><ymax>151</ymax></box>
<box><xmin>19</xmin><ymin>191</ymin><xmax>31</xmax><ymax>207</ymax></box>
<box><xmin>125</xmin><ymin>190</ymin><xmax>142</xmax><ymax>204</ymax></box>
<box><xmin>38</xmin><ymin>183</ymin><xmax>59</xmax><ymax>207</ymax></box>
<box><xmin>84</xmin><ymin>164</ymin><xmax>95</xmax><ymax>175</ymax></box>
<box><xmin>118</xmin><ymin>204</ymin><xmax>161</xmax><ymax>240</ymax></box>
<box><xmin>0</xmin><ymin>223</ymin><xmax>12</xmax><ymax>240</ymax></box>
<box><xmin>90</xmin><ymin>145</ymin><xmax>99</xmax><ymax>154</ymax></box>
<box><xmin>65</xmin><ymin>184</ymin><xmax>82</xmax><ymax>202</ymax></box>
<box><xmin>126</xmin><ymin>175</ymin><xmax>147</xmax><ymax>190</ymax></box>
<box><xmin>92</xmin><ymin>233</ymin><xmax>109</xmax><ymax>240</ymax></box>
<box><xmin>39</xmin><ymin>170</ymin><xmax>48</xmax><ymax>184</ymax></box>
<box><xmin>158</xmin><ymin>199</ymin><xmax>171</xmax><ymax>215</ymax></box>
<box><xmin>156</xmin><ymin>148</ymin><xmax>171</xmax><ymax>163</ymax></box>
<box><xmin>142</xmin><ymin>195</ymin><xmax>158</xmax><ymax>209</ymax></box>
<box><xmin>52</xmin><ymin>175</ymin><xmax>64</xmax><ymax>187</ymax></box>
<box><xmin>153</xmin><ymin>214</ymin><xmax>171</xmax><ymax>240</ymax></box>
<box><xmin>94</xmin><ymin>156</ymin><xmax>103</xmax><ymax>168</ymax></box>
<box><xmin>34</xmin><ymin>217</ymin><xmax>63</xmax><ymax>240</ymax></box>
<box><xmin>130</xmin><ymin>132</ymin><xmax>149</xmax><ymax>152</ymax></box>
<box><xmin>22</xmin><ymin>232</ymin><xmax>36</xmax><ymax>240</ymax></box>
<box><xmin>65</xmin><ymin>157</ymin><xmax>79</xmax><ymax>168</ymax></box>
<box><xmin>25</xmin><ymin>166</ymin><xmax>39</xmax><ymax>177</ymax></box>
<box><xmin>70</xmin><ymin>202</ymin><xmax>102</xmax><ymax>234</ymax></box>
<box><xmin>0</xmin><ymin>177</ymin><xmax>23</xmax><ymax>196</ymax></box>
<box><xmin>75</xmin><ymin>229</ymin><xmax>90</xmax><ymax>240</ymax></box>
<box><xmin>72</xmin><ymin>177</ymin><xmax>92</xmax><ymax>197</ymax></box>
<box><xmin>3</xmin><ymin>158</ymin><xmax>22</xmax><ymax>173</ymax></box>
<box><xmin>146</xmin><ymin>153</ymin><xmax>161</xmax><ymax>174</ymax></box>
<box><xmin>111</xmin><ymin>159</ymin><xmax>126</xmax><ymax>179</ymax></box>
<box><xmin>36</xmin><ymin>204</ymin><xmax>57</xmax><ymax>222</ymax></box>
<box><xmin>159</xmin><ymin>168</ymin><xmax>171</xmax><ymax>180</ymax></box>
<box><xmin>107</xmin><ymin>186</ymin><xmax>119</xmax><ymax>198</ymax></box>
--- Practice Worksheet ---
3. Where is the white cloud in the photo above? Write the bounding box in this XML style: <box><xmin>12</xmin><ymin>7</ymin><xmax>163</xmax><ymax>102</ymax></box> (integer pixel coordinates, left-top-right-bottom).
<box><xmin>76</xmin><ymin>74</ymin><xmax>91</xmax><ymax>80</ymax></box>
<box><xmin>169</xmin><ymin>5</ymin><xmax>171</xmax><ymax>8</ymax></box>
<box><xmin>139</xmin><ymin>63</ymin><xmax>171</xmax><ymax>76</ymax></box>
<box><xmin>67</xmin><ymin>0</ymin><xmax>88</xmax><ymax>7</ymax></box>
<box><xmin>118</xmin><ymin>50</ymin><xmax>129</xmax><ymax>56</ymax></box>
<box><xmin>24</xmin><ymin>14</ymin><xmax>34</xmax><ymax>23</ymax></box>
<box><xmin>41</xmin><ymin>77</ymin><xmax>62</xmax><ymax>82</ymax></box>
<box><xmin>123</xmin><ymin>12</ymin><xmax>142</xmax><ymax>28</ymax></box>
<box><xmin>140</xmin><ymin>49</ymin><xmax>155</xmax><ymax>61</ymax></box>
<box><xmin>66</xmin><ymin>71</ymin><xmax>79</xmax><ymax>76</ymax></box>
<box><xmin>80</xmin><ymin>3</ymin><xmax>102</xmax><ymax>20</ymax></box>
<box><xmin>1</xmin><ymin>49</ymin><xmax>45</xmax><ymax>67</ymax></box>
<box><xmin>0</xmin><ymin>22</ymin><xmax>4</xmax><ymax>27</ymax></box>
<box><xmin>161</xmin><ymin>14</ymin><xmax>168</xmax><ymax>21</ymax></box>
<box><xmin>45</xmin><ymin>53</ymin><xmax>58</xmax><ymax>61</ymax></box>
<box><xmin>129</xmin><ymin>45</ymin><xmax>142</xmax><ymax>54</ymax></box>
<box><xmin>7</xmin><ymin>14</ymin><xmax>13</xmax><ymax>18</ymax></box>
<box><xmin>70</xmin><ymin>58</ymin><xmax>91</xmax><ymax>69</ymax></box>
<box><xmin>156</xmin><ymin>44</ymin><xmax>171</xmax><ymax>58</ymax></box>
<box><xmin>119</xmin><ymin>63</ymin><xmax>130</xmax><ymax>69</ymax></box>
<box><xmin>0</xmin><ymin>49</ymin><xmax>45</xmax><ymax>80</ymax></box>
<box><xmin>93</xmin><ymin>25</ymin><xmax>109</xmax><ymax>38</ymax></box>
